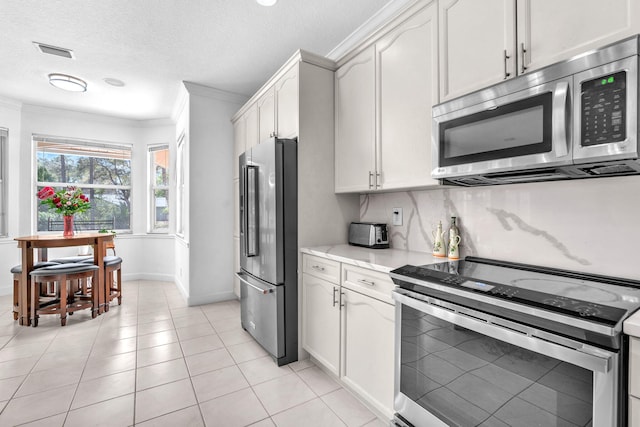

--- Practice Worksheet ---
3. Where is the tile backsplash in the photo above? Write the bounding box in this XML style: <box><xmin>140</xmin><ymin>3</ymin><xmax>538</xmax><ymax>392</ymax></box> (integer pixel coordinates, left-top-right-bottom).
<box><xmin>360</xmin><ymin>175</ymin><xmax>640</xmax><ymax>280</ymax></box>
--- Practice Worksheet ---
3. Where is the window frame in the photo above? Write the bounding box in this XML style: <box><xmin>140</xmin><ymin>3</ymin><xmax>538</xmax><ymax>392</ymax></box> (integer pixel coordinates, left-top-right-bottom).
<box><xmin>33</xmin><ymin>134</ymin><xmax>133</xmax><ymax>233</ymax></box>
<box><xmin>148</xmin><ymin>144</ymin><xmax>169</xmax><ymax>233</ymax></box>
<box><xmin>176</xmin><ymin>133</ymin><xmax>185</xmax><ymax>237</ymax></box>
<box><xmin>0</xmin><ymin>128</ymin><xmax>6</xmax><ymax>237</ymax></box>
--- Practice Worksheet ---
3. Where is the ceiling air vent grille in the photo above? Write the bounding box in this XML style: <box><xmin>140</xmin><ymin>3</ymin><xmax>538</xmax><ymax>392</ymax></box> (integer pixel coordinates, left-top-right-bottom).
<box><xmin>33</xmin><ymin>42</ymin><xmax>74</xmax><ymax>59</ymax></box>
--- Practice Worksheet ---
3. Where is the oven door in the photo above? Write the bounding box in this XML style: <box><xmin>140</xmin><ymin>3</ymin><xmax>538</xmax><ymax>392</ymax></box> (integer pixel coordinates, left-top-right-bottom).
<box><xmin>393</xmin><ymin>288</ymin><xmax>619</xmax><ymax>427</ymax></box>
<box><xmin>432</xmin><ymin>77</ymin><xmax>572</xmax><ymax>180</ymax></box>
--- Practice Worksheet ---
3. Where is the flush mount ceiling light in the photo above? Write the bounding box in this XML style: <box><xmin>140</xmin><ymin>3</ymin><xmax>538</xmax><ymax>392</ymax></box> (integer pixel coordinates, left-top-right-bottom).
<box><xmin>48</xmin><ymin>73</ymin><xmax>87</xmax><ymax>92</ymax></box>
<box><xmin>256</xmin><ymin>0</ymin><xmax>277</xmax><ymax>6</ymax></box>
<box><xmin>104</xmin><ymin>77</ymin><xmax>125</xmax><ymax>87</ymax></box>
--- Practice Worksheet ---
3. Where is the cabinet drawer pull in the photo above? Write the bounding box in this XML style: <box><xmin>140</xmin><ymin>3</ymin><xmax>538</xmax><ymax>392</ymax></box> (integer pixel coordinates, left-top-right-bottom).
<box><xmin>503</xmin><ymin>50</ymin><xmax>511</xmax><ymax>79</ymax></box>
<box><xmin>358</xmin><ymin>279</ymin><xmax>376</xmax><ymax>286</ymax></box>
<box><xmin>312</xmin><ymin>265</ymin><xmax>326</xmax><ymax>272</ymax></box>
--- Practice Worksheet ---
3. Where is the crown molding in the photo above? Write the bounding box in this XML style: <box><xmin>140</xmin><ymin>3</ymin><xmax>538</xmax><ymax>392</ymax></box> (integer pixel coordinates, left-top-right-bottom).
<box><xmin>326</xmin><ymin>0</ymin><xmax>417</xmax><ymax>61</ymax></box>
<box><xmin>182</xmin><ymin>82</ymin><xmax>248</xmax><ymax>105</ymax></box>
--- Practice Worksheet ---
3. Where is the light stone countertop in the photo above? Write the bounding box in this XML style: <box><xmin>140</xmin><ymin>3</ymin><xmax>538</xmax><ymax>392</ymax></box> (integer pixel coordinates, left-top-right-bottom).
<box><xmin>625</xmin><ymin>310</ymin><xmax>640</xmax><ymax>338</ymax></box>
<box><xmin>300</xmin><ymin>244</ymin><xmax>447</xmax><ymax>273</ymax></box>
<box><xmin>304</xmin><ymin>245</ymin><xmax>640</xmax><ymax>339</ymax></box>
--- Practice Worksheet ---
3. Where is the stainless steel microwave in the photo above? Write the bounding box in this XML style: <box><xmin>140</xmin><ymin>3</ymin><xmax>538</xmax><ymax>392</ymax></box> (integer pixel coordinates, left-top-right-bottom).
<box><xmin>432</xmin><ymin>35</ymin><xmax>640</xmax><ymax>186</ymax></box>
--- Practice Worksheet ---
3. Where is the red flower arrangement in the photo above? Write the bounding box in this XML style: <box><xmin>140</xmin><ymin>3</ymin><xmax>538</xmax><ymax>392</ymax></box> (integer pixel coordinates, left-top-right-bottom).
<box><xmin>37</xmin><ymin>186</ymin><xmax>91</xmax><ymax>216</ymax></box>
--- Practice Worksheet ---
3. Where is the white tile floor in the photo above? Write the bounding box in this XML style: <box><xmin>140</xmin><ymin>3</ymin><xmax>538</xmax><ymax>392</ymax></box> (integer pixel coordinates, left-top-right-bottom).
<box><xmin>0</xmin><ymin>280</ymin><xmax>388</xmax><ymax>427</ymax></box>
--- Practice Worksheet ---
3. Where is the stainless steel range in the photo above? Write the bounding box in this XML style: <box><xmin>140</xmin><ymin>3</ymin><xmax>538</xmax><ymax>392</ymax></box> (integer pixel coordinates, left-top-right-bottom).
<box><xmin>390</xmin><ymin>257</ymin><xmax>640</xmax><ymax>427</ymax></box>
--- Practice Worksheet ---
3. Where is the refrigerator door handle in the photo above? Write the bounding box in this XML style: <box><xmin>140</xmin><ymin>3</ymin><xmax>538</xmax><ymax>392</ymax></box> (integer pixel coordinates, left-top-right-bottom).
<box><xmin>245</xmin><ymin>165</ymin><xmax>259</xmax><ymax>257</ymax></box>
<box><xmin>236</xmin><ymin>271</ymin><xmax>274</xmax><ymax>295</ymax></box>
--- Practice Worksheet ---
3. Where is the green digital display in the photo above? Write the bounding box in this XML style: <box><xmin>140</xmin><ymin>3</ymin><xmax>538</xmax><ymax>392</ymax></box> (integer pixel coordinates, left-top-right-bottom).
<box><xmin>601</xmin><ymin>76</ymin><xmax>615</xmax><ymax>85</ymax></box>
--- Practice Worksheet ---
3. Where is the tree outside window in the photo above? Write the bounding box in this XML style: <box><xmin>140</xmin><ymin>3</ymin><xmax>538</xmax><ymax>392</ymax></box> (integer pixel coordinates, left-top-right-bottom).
<box><xmin>35</xmin><ymin>136</ymin><xmax>132</xmax><ymax>232</ymax></box>
<box><xmin>149</xmin><ymin>145</ymin><xmax>169</xmax><ymax>232</ymax></box>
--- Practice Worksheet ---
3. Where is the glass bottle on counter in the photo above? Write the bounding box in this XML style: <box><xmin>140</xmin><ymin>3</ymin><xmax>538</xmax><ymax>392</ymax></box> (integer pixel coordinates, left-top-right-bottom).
<box><xmin>448</xmin><ymin>216</ymin><xmax>461</xmax><ymax>260</ymax></box>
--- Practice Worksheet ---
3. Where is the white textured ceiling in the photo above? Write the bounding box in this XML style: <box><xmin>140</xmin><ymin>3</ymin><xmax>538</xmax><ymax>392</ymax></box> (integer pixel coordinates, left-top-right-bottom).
<box><xmin>0</xmin><ymin>0</ymin><xmax>392</xmax><ymax>120</ymax></box>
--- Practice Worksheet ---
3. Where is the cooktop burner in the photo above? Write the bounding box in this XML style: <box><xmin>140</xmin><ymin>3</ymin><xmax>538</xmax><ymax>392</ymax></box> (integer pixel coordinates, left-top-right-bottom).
<box><xmin>390</xmin><ymin>257</ymin><xmax>640</xmax><ymax>328</ymax></box>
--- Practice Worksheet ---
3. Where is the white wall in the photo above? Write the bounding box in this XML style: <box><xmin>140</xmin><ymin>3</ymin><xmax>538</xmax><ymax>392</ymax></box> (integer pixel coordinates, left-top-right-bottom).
<box><xmin>0</xmin><ymin>98</ymin><xmax>23</xmax><ymax>295</ymax></box>
<box><xmin>183</xmin><ymin>82</ymin><xmax>247</xmax><ymax>305</ymax></box>
<box><xmin>360</xmin><ymin>176</ymin><xmax>640</xmax><ymax>281</ymax></box>
<box><xmin>173</xmin><ymin>84</ymin><xmax>190</xmax><ymax>300</ymax></box>
<box><xmin>0</xmin><ymin>100</ymin><xmax>177</xmax><ymax>295</ymax></box>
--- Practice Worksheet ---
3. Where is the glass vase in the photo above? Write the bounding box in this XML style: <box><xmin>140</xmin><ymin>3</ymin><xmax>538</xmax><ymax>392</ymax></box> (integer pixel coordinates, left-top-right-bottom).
<box><xmin>63</xmin><ymin>215</ymin><xmax>74</xmax><ymax>237</ymax></box>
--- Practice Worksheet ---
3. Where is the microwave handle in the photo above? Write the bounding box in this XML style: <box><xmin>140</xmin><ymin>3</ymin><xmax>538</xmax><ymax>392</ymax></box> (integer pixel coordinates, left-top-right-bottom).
<box><xmin>552</xmin><ymin>81</ymin><xmax>570</xmax><ymax>157</ymax></box>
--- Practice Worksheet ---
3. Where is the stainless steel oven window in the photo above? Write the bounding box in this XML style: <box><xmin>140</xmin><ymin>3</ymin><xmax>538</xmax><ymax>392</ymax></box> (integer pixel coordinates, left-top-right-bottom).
<box><xmin>394</xmin><ymin>290</ymin><xmax>619</xmax><ymax>427</ymax></box>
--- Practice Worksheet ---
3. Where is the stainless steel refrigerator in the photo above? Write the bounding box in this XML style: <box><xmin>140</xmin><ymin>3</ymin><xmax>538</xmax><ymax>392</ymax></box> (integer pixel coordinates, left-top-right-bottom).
<box><xmin>237</xmin><ymin>137</ymin><xmax>297</xmax><ymax>366</ymax></box>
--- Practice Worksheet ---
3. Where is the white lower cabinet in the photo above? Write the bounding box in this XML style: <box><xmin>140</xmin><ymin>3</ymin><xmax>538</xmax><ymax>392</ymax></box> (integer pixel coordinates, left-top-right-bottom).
<box><xmin>301</xmin><ymin>253</ymin><xmax>395</xmax><ymax>420</ymax></box>
<box><xmin>302</xmin><ymin>272</ymin><xmax>340</xmax><ymax>376</ymax></box>
<box><xmin>341</xmin><ymin>287</ymin><xmax>395</xmax><ymax>419</ymax></box>
<box><xmin>632</xmin><ymin>396</ymin><xmax>640</xmax><ymax>427</ymax></box>
<box><xmin>631</xmin><ymin>337</ymin><xmax>640</xmax><ymax>423</ymax></box>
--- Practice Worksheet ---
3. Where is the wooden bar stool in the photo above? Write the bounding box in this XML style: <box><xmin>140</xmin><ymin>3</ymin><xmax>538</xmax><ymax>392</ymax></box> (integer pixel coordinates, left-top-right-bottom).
<box><xmin>30</xmin><ymin>263</ymin><xmax>99</xmax><ymax>327</ymax></box>
<box><xmin>84</xmin><ymin>256</ymin><xmax>122</xmax><ymax>310</ymax></box>
<box><xmin>104</xmin><ymin>256</ymin><xmax>122</xmax><ymax>309</ymax></box>
<box><xmin>11</xmin><ymin>262</ymin><xmax>60</xmax><ymax>321</ymax></box>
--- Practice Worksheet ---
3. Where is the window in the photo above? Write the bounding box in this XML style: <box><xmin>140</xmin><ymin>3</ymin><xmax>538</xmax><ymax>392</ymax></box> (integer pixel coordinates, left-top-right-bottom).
<box><xmin>0</xmin><ymin>128</ymin><xmax>6</xmax><ymax>237</ymax></box>
<box><xmin>35</xmin><ymin>135</ymin><xmax>132</xmax><ymax>232</ymax></box>
<box><xmin>176</xmin><ymin>133</ymin><xmax>185</xmax><ymax>237</ymax></box>
<box><xmin>148</xmin><ymin>145</ymin><xmax>169</xmax><ymax>232</ymax></box>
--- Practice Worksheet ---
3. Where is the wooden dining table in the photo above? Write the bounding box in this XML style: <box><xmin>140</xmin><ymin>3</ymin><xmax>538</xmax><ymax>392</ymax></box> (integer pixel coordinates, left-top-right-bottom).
<box><xmin>14</xmin><ymin>233</ymin><xmax>115</xmax><ymax>326</ymax></box>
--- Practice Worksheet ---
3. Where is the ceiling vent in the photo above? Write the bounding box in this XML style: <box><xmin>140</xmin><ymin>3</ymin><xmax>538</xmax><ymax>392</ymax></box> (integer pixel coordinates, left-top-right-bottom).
<box><xmin>33</xmin><ymin>42</ymin><xmax>74</xmax><ymax>59</ymax></box>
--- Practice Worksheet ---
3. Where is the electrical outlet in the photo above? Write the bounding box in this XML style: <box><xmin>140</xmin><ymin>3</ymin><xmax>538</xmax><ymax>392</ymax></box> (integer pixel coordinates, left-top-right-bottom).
<box><xmin>392</xmin><ymin>208</ymin><xmax>403</xmax><ymax>226</ymax></box>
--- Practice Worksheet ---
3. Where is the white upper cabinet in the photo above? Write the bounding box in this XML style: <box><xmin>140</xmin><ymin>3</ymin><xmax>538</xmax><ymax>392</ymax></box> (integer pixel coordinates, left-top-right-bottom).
<box><xmin>335</xmin><ymin>46</ymin><xmax>376</xmax><ymax>193</ymax></box>
<box><xmin>378</xmin><ymin>4</ymin><xmax>439</xmax><ymax>190</ymax></box>
<box><xmin>440</xmin><ymin>0</ymin><xmax>640</xmax><ymax>101</ymax></box>
<box><xmin>245</xmin><ymin>103</ymin><xmax>259</xmax><ymax>150</ymax></box>
<box><xmin>256</xmin><ymin>65</ymin><xmax>300</xmax><ymax>143</ymax></box>
<box><xmin>335</xmin><ymin>0</ymin><xmax>439</xmax><ymax>193</ymax></box>
<box><xmin>275</xmin><ymin>66</ymin><xmax>299</xmax><ymax>140</ymax></box>
<box><xmin>439</xmin><ymin>0</ymin><xmax>516</xmax><ymax>101</ymax></box>
<box><xmin>257</xmin><ymin>87</ymin><xmax>275</xmax><ymax>143</ymax></box>
<box><xmin>517</xmin><ymin>0</ymin><xmax>640</xmax><ymax>74</ymax></box>
<box><xmin>233</xmin><ymin>115</ymin><xmax>246</xmax><ymax>180</ymax></box>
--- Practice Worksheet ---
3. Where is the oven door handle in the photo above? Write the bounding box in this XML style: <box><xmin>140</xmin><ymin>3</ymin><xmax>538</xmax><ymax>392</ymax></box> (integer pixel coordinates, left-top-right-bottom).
<box><xmin>393</xmin><ymin>289</ymin><xmax>614</xmax><ymax>373</ymax></box>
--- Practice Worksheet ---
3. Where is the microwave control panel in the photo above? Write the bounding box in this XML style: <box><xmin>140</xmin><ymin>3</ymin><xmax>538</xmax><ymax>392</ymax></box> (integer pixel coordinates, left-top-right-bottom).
<box><xmin>581</xmin><ymin>70</ymin><xmax>626</xmax><ymax>146</ymax></box>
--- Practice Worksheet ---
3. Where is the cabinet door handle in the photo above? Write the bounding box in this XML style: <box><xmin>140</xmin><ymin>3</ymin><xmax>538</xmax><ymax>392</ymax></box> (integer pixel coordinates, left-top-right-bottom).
<box><xmin>520</xmin><ymin>43</ymin><xmax>528</xmax><ymax>74</ymax></box>
<box><xmin>333</xmin><ymin>287</ymin><xmax>338</xmax><ymax>307</ymax></box>
<box><xmin>312</xmin><ymin>265</ymin><xmax>325</xmax><ymax>272</ymax></box>
<box><xmin>368</xmin><ymin>171</ymin><xmax>374</xmax><ymax>189</ymax></box>
<box><xmin>375</xmin><ymin>172</ymin><xmax>381</xmax><ymax>189</ymax></box>
<box><xmin>358</xmin><ymin>279</ymin><xmax>376</xmax><ymax>287</ymax></box>
<box><xmin>340</xmin><ymin>291</ymin><xmax>345</xmax><ymax>307</ymax></box>
<box><xmin>503</xmin><ymin>50</ymin><xmax>511</xmax><ymax>79</ymax></box>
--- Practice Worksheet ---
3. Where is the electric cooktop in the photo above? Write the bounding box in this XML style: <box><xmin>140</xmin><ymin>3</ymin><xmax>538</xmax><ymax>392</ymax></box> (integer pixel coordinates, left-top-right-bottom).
<box><xmin>390</xmin><ymin>257</ymin><xmax>640</xmax><ymax>328</ymax></box>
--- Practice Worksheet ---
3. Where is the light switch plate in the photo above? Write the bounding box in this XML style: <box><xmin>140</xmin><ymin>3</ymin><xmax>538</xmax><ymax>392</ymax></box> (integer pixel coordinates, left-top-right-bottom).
<box><xmin>392</xmin><ymin>208</ymin><xmax>403</xmax><ymax>226</ymax></box>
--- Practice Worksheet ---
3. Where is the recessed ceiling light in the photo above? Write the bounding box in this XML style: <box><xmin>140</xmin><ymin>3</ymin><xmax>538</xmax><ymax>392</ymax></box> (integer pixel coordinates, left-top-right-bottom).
<box><xmin>48</xmin><ymin>73</ymin><xmax>87</xmax><ymax>92</ymax></box>
<box><xmin>256</xmin><ymin>0</ymin><xmax>277</xmax><ymax>6</ymax></box>
<box><xmin>104</xmin><ymin>78</ymin><xmax>125</xmax><ymax>87</ymax></box>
